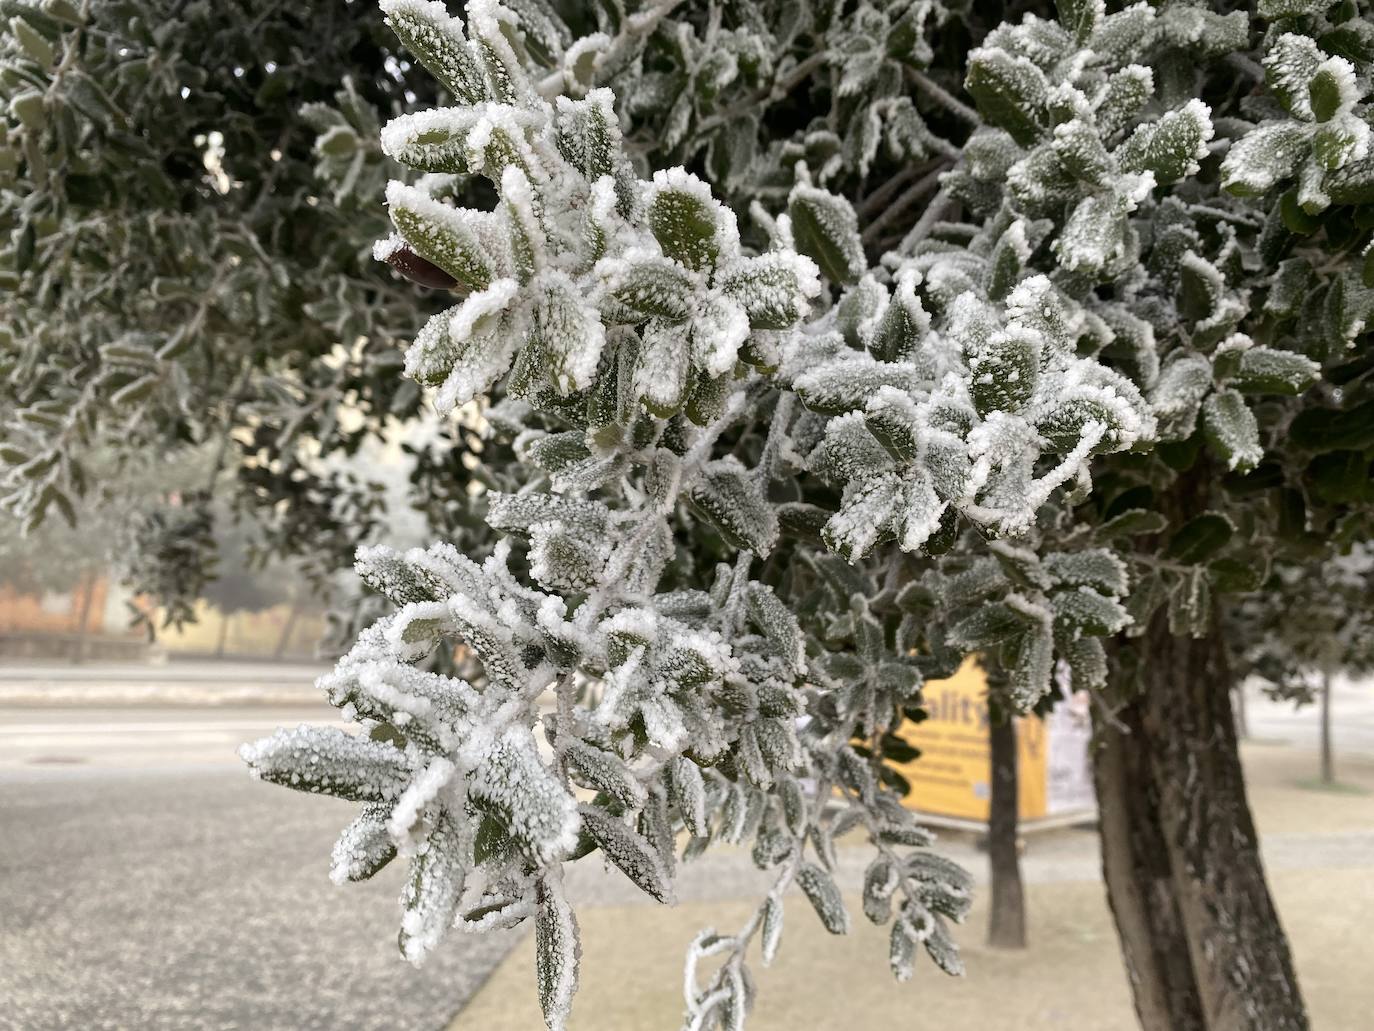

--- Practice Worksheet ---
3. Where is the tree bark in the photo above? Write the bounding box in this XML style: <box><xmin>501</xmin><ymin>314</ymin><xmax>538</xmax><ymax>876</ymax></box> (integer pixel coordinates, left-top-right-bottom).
<box><xmin>1094</xmin><ymin>617</ymin><xmax>1309</xmax><ymax>1031</ymax></box>
<box><xmin>216</xmin><ymin>612</ymin><xmax>232</xmax><ymax>658</ymax></box>
<box><xmin>1319</xmin><ymin>667</ymin><xmax>1333</xmax><ymax>786</ymax></box>
<box><xmin>986</xmin><ymin>714</ymin><xmax>1026</xmax><ymax>948</ymax></box>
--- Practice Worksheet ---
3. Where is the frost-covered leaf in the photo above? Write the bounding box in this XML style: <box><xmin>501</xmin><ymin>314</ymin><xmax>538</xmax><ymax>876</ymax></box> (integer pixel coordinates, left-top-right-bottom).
<box><xmin>535</xmin><ymin>877</ymin><xmax>580</xmax><ymax>1031</ymax></box>
<box><xmin>668</xmin><ymin>755</ymin><xmax>709</xmax><ymax>837</ymax></box>
<box><xmin>600</xmin><ymin>254</ymin><xmax>698</xmax><ymax>322</ymax></box>
<box><xmin>635</xmin><ymin>318</ymin><xmax>693</xmax><ymax>417</ymax></box>
<box><xmin>1116</xmin><ymin>100</ymin><xmax>1214</xmax><ymax>185</ymax></box>
<box><xmin>330</xmin><ymin>803</ymin><xmax>398</xmax><ymax>884</ymax></box>
<box><xmin>1221</xmin><ymin>123</ymin><xmax>1309</xmax><ymax>197</ymax></box>
<box><xmin>240</xmin><ymin>726</ymin><xmax>410</xmax><ymax>803</ymax></box>
<box><xmin>1203</xmin><ymin>389</ymin><xmax>1263</xmax><ymax>472</ymax></box>
<box><xmin>1228</xmin><ymin>347</ymin><xmax>1320</xmax><ymax>396</ymax></box>
<box><xmin>689</xmin><ymin>457</ymin><xmax>779</xmax><ymax>555</ymax></box>
<box><xmin>823</xmin><ymin>473</ymin><xmax>903</xmax><ymax>560</ymax></box>
<box><xmin>796</xmin><ymin>862</ymin><xmax>850</xmax><ymax>935</ymax></box>
<box><xmin>527</xmin><ymin>270</ymin><xmax>606</xmax><ymax>395</ymax></box>
<box><xmin>1055</xmin><ymin>191</ymin><xmax>1129</xmax><ymax>275</ymax></box>
<box><xmin>386</xmin><ymin>181</ymin><xmax>497</xmax><ymax>290</ymax></box>
<box><xmin>645</xmin><ymin>169</ymin><xmax>738</xmax><ymax>272</ymax></box>
<box><xmin>745</xmin><ymin>582</ymin><xmax>805</xmax><ymax>676</ymax></box>
<box><xmin>563</xmin><ymin>738</ymin><xmax>647</xmax><ymax>811</ymax></box>
<box><xmin>1166</xmin><ymin>512</ymin><xmax>1236</xmax><ymax>564</ymax></box>
<box><xmin>969</xmin><ymin>327</ymin><xmax>1040</xmax><ymax>415</ymax></box>
<box><xmin>471</xmin><ymin>726</ymin><xmax>580</xmax><ymax>864</ymax></box>
<box><xmin>965</xmin><ymin>48</ymin><xmax>1048</xmax><ymax>147</ymax></box>
<box><xmin>398</xmin><ymin>809</ymin><xmax>466</xmax><ymax>965</ymax></box>
<box><xmin>761</xmin><ymin>895</ymin><xmax>784</xmax><ymax>965</ymax></box>
<box><xmin>788</xmin><ymin>183</ymin><xmax>865</xmax><ymax>285</ymax></box>
<box><xmin>382</xmin><ymin>0</ymin><xmax>488</xmax><ymax>105</ymax></box>
<box><xmin>578</xmin><ymin>803</ymin><xmax>676</xmax><ymax>903</ymax></box>
<box><xmin>718</xmin><ymin>253</ymin><xmax>821</xmax><ymax>329</ymax></box>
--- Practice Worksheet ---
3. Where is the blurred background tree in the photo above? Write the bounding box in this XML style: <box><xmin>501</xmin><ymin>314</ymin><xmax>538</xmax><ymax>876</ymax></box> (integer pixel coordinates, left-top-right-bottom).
<box><xmin>0</xmin><ymin>0</ymin><xmax>460</xmax><ymax>624</ymax></box>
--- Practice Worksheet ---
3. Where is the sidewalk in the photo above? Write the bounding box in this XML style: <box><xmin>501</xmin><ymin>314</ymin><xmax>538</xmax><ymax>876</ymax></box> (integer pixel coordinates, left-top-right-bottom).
<box><xmin>450</xmin><ymin>743</ymin><xmax>1374</xmax><ymax>1030</ymax></box>
<box><xmin>0</xmin><ymin>658</ymin><xmax>328</xmax><ymax>705</ymax></box>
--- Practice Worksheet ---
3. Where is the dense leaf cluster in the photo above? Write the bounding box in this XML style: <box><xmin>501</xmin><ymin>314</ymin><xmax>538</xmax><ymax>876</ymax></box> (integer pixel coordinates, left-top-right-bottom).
<box><xmin>7</xmin><ymin>0</ymin><xmax>1374</xmax><ymax>1027</ymax></box>
<box><xmin>235</xmin><ymin>1</ymin><xmax>1374</xmax><ymax>1028</ymax></box>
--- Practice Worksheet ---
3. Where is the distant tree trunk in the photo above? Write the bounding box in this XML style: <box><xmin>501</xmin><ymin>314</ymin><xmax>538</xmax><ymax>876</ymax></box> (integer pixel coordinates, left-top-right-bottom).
<box><xmin>1232</xmin><ymin>683</ymin><xmax>1248</xmax><ymax>740</ymax></box>
<box><xmin>70</xmin><ymin>574</ymin><xmax>96</xmax><ymax>665</ymax></box>
<box><xmin>1094</xmin><ymin>617</ymin><xmax>1308</xmax><ymax>1031</ymax></box>
<box><xmin>986</xmin><ymin>714</ymin><xmax>1026</xmax><ymax>949</ymax></box>
<box><xmin>273</xmin><ymin>600</ymin><xmax>303</xmax><ymax>659</ymax></box>
<box><xmin>216</xmin><ymin>612</ymin><xmax>232</xmax><ymax>658</ymax></box>
<box><xmin>1319</xmin><ymin>667</ymin><xmax>1334</xmax><ymax>786</ymax></box>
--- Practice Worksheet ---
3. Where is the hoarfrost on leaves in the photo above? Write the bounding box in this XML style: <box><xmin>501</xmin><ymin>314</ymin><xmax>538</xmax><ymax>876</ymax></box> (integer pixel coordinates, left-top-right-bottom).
<box><xmin>229</xmin><ymin>0</ymin><xmax>1374</xmax><ymax>1027</ymax></box>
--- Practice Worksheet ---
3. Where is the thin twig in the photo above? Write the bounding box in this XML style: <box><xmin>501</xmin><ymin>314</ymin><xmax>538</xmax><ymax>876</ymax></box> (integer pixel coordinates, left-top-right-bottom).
<box><xmin>906</xmin><ymin>67</ymin><xmax>980</xmax><ymax>128</ymax></box>
<box><xmin>693</xmin><ymin>51</ymin><xmax>829</xmax><ymax>137</ymax></box>
<box><xmin>861</xmin><ymin>164</ymin><xmax>948</xmax><ymax>244</ymax></box>
<box><xmin>897</xmin><ymin>188</ymin><xmax>956</xmax><ymax>252</ymax></box>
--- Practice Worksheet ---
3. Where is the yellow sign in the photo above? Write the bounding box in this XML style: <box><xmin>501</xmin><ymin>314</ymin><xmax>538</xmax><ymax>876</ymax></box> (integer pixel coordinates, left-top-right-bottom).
<box><xmin>888</xmin><ymin>656</ymin><xmax>1076</xmax><ymax>822</ymax></box>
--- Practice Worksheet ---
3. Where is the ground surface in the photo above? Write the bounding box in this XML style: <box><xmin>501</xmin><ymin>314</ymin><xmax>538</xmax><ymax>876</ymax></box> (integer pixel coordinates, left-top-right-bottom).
<box><xmin>0</xmin><ymin>664</ymin><xmax>512</xmax><ymax>1031</ymax></box>
<box><xmin>454</xmin><ymin>743</ymin><xmax>1374</xmax><ymax>1031</ymax></box>
<box><xmin>1</xmin><ymin>663</ymin><xmax>1370</xmax><ymax>1030</ymax></box>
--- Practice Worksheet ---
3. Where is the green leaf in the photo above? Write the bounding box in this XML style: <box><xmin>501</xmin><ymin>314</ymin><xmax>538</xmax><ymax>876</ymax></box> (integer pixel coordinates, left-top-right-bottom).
<box><xmin>1209</xmin><ymin>557</ymin><xmax>1269</xmax><ymax>593</ymax></box>
<box><xmin>1306</xmin><ymin>450</ymin><xmax>1374</xmax><ymax>504</ymax></box>
<box><xmin>796</xmin><ymin>862</ymin><xmax>850</xmax><ymax>934</ymax></box>
<box><xmin>382</xmin><ymin>0</ymin><xmax>489</xmax><ymax>105</ymax></box>
<box><xmin>578</xmin><ymin>804</ymin><xmax>675</xmax><ymax>903</ymax></box>
<box><xmin>1096</xmin><ymin>508</ymin><xmax>1169</xmax><ymax>538</ymax></box>
<box><xmin>535</xmin><ymin>878</ymin><xmax>580</xmax><ymax>1031</ymax></box>
<box><xmin>965</xmin><ymin>48</ymin><xmax>1048</xmax><ymax>147</ymax></box>
<box><xmin>688</xmin><ymin>457</ymin><xmax>779</xmax><ymax>555</ymax></box>
<box><xmin>788</xmin><ymin>183</ymin><xmax>865</xmax><ymax>285</ymax></box>
<box><xmin>1289</xmin><ymin>399</ymin><xmax>1374</xmax><ymax>452</ymax></box>
<box><xmin>645</xmin><ymin>170</ymin><xmax>735</xmax><ymax>272</ymax></box>
<box><xmin>1164</xmin><ymin>512</ymin><xmax>1234</xmax><ymax>564</ymax></box>
<box><xmin>1202</xmin><ymin>389</ymin><xmax>1263</xmax><ymax>473</ymax></box>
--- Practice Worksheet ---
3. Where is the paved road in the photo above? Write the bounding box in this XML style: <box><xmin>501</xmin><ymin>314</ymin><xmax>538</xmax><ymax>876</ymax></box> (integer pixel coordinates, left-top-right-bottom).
<box><xmin>0</xmin><ymin>705</ymin><xmax>341</xmax><ymax>770</ymax></box>
<box><xmin>0</xmin><ymin>706</ymin><xmax>518</xmax><ymax>1031</ymax></box>
<box><xmin>0</xmin><ymin>659</ymin><xmax>328</xmax><ymax>707</ymax></box>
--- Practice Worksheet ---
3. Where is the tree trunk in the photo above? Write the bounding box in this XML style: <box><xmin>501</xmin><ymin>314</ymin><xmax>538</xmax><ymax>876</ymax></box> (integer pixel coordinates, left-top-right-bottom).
<box><xmin>986</xmin><ymin>715</ymin><xmax>1026</xmax><ymax>948</ymax></box>
<box><xmin>273</xmin><ymin>600</ymin><xmax>303</xmax><ymax>660</ymax></box>
<box><xmin>215</xmin><ymin>612</ymin><xmax>232</xmax><ymax>658</ymax></box>
<box><xmin>1094</xmin><ymin>617</ymin><xmax>1309</xmax><ymax>1031</ymax></box>
<box><xmin>70</xmin><ymin>574</ymin><xmax>97</xmax><ymax>665</ymax></box>
<box><xmin>1319</xmin><ymin>667</ymin><xmax>1333</xmax><ymax>786</ymax></box>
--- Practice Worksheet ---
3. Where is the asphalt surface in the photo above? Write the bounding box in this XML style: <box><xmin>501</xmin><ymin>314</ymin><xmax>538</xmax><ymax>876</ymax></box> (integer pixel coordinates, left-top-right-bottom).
<box><xmin>0</xmin><ymin>682</ymin><xmax>521</xmax><ymax>1031</ymax></box>
<box><xmin>0</xmin><ymin>766</ymin><xmax>522</xmax><ymax>1031</ymax></box>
